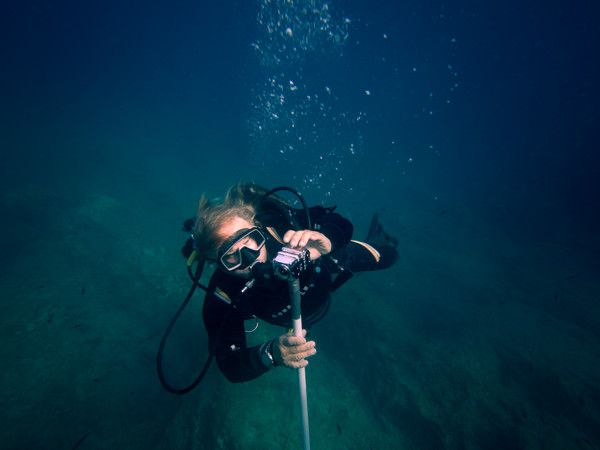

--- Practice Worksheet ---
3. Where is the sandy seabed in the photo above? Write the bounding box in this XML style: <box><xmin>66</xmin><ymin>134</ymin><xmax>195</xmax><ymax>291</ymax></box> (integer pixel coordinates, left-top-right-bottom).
<box><xmin>1</xmin><ymin>178</ymin><xmax>598</xmax><ymax>450</ymax></box>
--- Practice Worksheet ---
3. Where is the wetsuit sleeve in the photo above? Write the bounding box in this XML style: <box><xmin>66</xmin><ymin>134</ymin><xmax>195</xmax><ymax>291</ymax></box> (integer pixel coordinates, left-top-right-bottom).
<box><xmin>202</xmin><ymin>278</ymin><xmax>275</xmax><ymax>383</ymax></box>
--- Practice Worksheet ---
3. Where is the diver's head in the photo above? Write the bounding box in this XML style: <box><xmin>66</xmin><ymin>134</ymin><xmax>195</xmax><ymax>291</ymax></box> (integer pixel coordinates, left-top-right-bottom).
<box><xmin>193</xmin><ymin>194</ymin><xmax>267</xmax><ymax>278</ymax></box>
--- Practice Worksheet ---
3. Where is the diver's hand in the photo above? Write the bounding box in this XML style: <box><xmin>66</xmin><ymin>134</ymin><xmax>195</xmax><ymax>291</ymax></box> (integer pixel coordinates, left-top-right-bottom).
<box><xmin>272</xmin><ymin>329</ymin><xmax>317</xmax><ymax>369</ymax></box>
<box><xmin>282</xmin><ymin>229</ymin><xmax>332</xmax><ymax>260</ymax></box>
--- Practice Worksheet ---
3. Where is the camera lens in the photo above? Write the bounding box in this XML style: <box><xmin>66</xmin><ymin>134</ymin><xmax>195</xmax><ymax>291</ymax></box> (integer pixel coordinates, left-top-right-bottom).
<box><xmin>275</xmin><ymin>265</ymin><xmax>290</xmax><ymax>280</ymax></box>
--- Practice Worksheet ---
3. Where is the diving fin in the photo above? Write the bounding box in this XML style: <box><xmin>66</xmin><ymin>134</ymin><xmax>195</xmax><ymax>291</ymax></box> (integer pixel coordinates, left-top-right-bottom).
<box><xmin>365</xmin><ymin>213</ymin><xmax>398</xmax><ymax>249</ymax></box>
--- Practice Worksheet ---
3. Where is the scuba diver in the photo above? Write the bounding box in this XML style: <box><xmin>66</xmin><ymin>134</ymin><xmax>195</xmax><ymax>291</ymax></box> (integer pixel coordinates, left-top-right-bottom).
<box><xmin>157</xmin><ymin>182</ymin><xmax>398</xmax><ymax>391</ymax></box>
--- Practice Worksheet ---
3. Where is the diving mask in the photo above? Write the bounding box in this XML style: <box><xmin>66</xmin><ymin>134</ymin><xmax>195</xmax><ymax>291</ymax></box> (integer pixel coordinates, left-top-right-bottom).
<box><xmin>217</xmin><ymin>227</ymin><xmax>266</xmax><ymax>272</ymax></box>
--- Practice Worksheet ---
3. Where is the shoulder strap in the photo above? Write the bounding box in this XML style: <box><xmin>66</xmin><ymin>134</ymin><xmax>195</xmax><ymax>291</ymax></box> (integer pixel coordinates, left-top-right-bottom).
<box><xmin>257</xmin><ymin>197</ymin><xmax>302</xmax><ymax>231</ymax></box>
<box><xmin>264</xmin><ymin>226</ymin><xmax>285</xmax><ymax>244</ymax></box>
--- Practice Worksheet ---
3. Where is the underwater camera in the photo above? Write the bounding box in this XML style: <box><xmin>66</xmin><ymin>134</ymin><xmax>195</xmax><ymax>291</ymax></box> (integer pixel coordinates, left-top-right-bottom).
<box><xmin>272</xmin><ymin>247</ymin><xmax>310</xmax><ymax>280</ymax></box>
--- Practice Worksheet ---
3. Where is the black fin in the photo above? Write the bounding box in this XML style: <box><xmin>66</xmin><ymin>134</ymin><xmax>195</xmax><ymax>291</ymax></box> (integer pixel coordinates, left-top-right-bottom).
<box><xmin>365</xmin><ymin>213</ymin><xmax>398</xmax><ymax>249</ymax></box>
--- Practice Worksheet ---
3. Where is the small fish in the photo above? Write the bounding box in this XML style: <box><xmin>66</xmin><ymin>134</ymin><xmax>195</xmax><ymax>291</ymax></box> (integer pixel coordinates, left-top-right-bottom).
<box><xmin>579</xmin><ymin>395</ymin><xmax>585</xmax><ymax>407</ymax></box>
<box><xmin>554</xmin><ymin>291</ymin><xmax>558</xmax><ymax>301</ymax></box>
<box><xmin>528</xmin><ymin>363</ymin><xmax>533</xmax><ymax>372</ymax></box>
<box><xmin>81</xmin><ymin>284</ymin><xmax>86</xmax><ymax>296</ymax></box>
<box><xmin>566</xmin><ymin>274</ymin><xmax>577</xmax><ymax>280</ymax></box>
<box><xmin>498</xmin><ymin>301</ymin><xmax>504</xmax><ymax>306</ymax></box>
<box><xmin>439</xmin><ymin>210</ymin><xmax>447</xmax><ymax>215</ymax></box>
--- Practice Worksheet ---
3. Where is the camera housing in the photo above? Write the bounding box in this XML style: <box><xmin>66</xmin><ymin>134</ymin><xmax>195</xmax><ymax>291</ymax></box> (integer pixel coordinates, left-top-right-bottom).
<box><xmin>272</xmin><ymin>247</ymin><xmax>310</xmax><ymax>280</ymax></box>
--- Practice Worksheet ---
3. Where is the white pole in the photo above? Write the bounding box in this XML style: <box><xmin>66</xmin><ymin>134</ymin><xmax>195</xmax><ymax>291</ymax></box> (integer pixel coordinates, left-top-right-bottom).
<box><xmin>290</xmin><ymin>279</ymin><xmax>310</xmax><ymax>450</ymax></box>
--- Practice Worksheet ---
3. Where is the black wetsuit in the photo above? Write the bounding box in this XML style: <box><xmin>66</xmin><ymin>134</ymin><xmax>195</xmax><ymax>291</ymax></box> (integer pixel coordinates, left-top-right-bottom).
<box><xmin>202</xmin><ymin>205</ymin><xmax>396</xmax><ymax>383</ymax></box>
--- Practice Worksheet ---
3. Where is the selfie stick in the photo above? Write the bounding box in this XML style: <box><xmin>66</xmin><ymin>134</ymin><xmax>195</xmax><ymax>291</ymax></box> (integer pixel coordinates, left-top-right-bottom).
<box><xmin>289</xmin><ymin>278</ymin><xmax>310</xmax><ymax>450</ymax></box>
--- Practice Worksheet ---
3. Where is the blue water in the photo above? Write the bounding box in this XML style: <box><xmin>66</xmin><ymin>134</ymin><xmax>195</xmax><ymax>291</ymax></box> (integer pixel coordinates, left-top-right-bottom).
<box><xmin>1</xmin><ymin>1</ymin><xmax>598</xmax><ymax>449</ymax></box>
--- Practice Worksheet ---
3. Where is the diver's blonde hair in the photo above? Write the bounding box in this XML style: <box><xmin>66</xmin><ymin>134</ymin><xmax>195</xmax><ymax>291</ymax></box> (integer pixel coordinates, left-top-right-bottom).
<box><xmin>193</xmin><ymin>182</ymin><xmax>259</xmax><ymax>260</ymax></box>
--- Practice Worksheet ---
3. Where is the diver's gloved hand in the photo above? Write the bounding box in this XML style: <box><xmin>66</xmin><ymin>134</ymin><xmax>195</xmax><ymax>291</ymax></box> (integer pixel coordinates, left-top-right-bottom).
<box><xmin>272</xmin><ymin>329</ymin><xmax>317</xmax><ymax>369</ymax></box>
<box><xmin>282</xmin><ymin>229</ymin><xmax>332</xmax><ymax>260</ymax></box>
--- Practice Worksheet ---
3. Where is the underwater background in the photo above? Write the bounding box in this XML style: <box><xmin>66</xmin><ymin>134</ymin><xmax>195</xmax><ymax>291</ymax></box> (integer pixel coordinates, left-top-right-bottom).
<box><xmin>1</xmin><ymin>0</ymin><xmax>599</xmax><ymax>449</ymax></box>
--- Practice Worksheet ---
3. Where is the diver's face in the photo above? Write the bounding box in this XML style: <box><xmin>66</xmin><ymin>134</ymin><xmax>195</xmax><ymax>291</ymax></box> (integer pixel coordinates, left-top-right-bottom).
<box><xmin>217</xmin><ymin>217</ymin><xmax>267</xmax><ymax>278</ymax></box>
